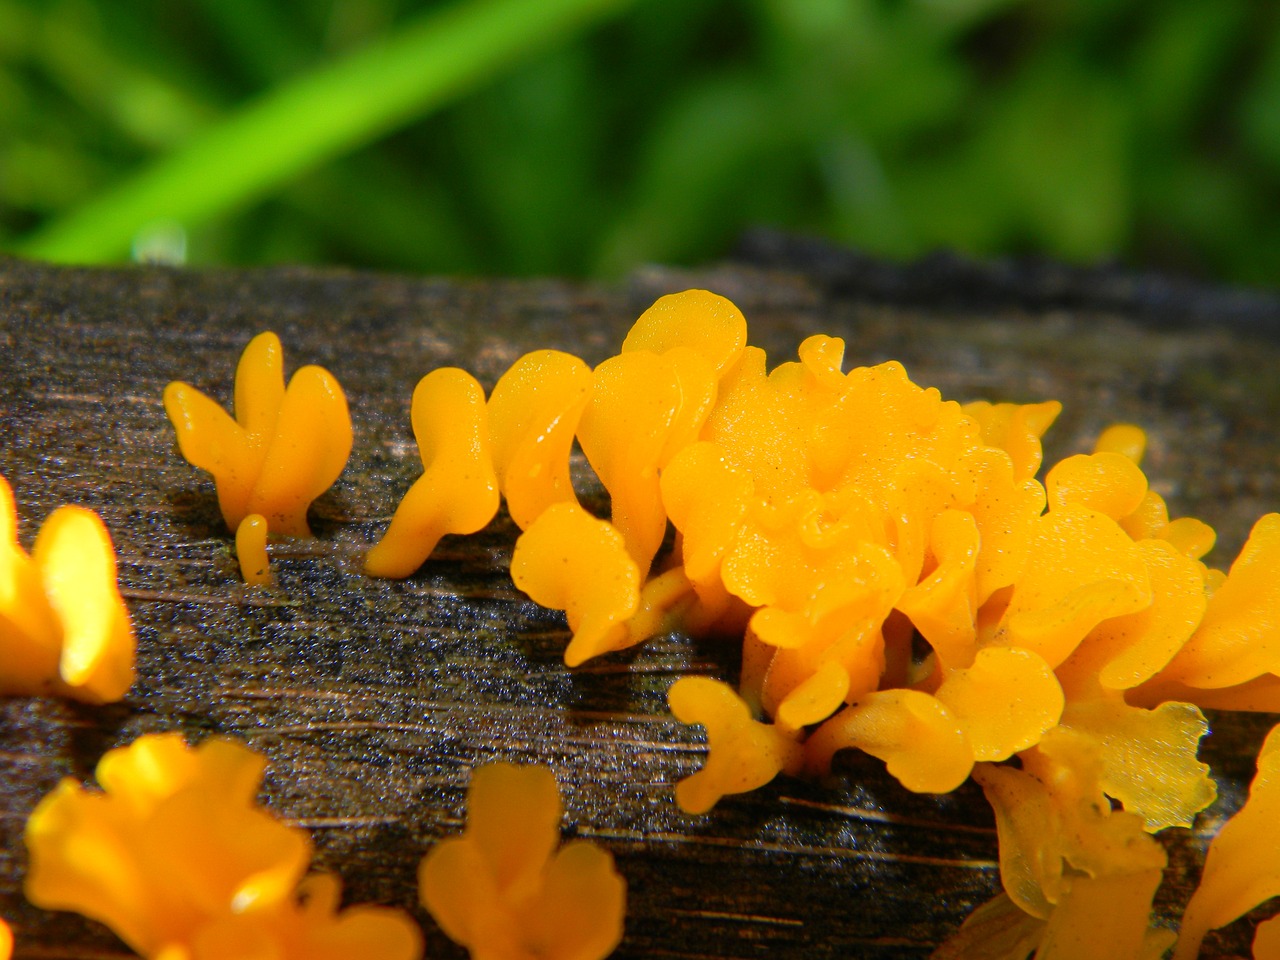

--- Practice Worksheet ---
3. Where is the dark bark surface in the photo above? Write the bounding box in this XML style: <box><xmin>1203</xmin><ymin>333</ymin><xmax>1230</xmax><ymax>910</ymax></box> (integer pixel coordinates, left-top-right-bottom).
<box><xmin>1</xmin><ymin>244</ymin><xmax>1278</xmax><ymax>959</ymax></box>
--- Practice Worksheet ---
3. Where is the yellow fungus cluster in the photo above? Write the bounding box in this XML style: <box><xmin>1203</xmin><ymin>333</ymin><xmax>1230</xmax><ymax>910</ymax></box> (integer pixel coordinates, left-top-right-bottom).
<box><xmin>419</xmin><ymin>761</ymin><xmax>626</xmax><ymax>960</ymax></box>
<box><xmin>136</xmin><ymin>295</ymin><xmax>1280</xmax><ymax>956</ymax></box>
<box><xmin>942</xmin><ymin>718</ymin><xmax>1280</xmax><ymax>959</ymax></box>
<box><xmin>968</xmin><ymin>727</ymin><xmax>1174</xmax><ymax>959</ymax></box>
<box><xmin>0</xmin><ymin>473</ymin><xmax>134</xmax><ymax>702</ymax></box>
<box><xmin>164</xmin><ymin>331</ymin><xmax>352</xmax><ymax>584</ymax></box>
<box><xmin>341</xmin><ymin>289</ymin><xmax>1280</xmax><ymax>954</ymax></box>
<box><xmin>365</xmin><ymin>289</ymin><xmax>1257</xmax><ymax>824</ymax></box>
<box><xmin>23</xmin><ymin>733</ymin><xmax>422</xmax><ymax>960</ymax></box>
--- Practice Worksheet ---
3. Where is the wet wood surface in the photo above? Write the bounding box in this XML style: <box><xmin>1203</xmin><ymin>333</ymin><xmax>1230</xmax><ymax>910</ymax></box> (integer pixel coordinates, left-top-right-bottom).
<box><xmin>1</xmin><ymin>245</ymin><xmax>1279</xmax><ymax>958</ymax></box>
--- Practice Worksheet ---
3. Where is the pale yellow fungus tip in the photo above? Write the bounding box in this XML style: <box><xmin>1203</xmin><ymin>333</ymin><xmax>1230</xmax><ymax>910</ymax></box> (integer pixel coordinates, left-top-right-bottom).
<box><xmin>365</xmin><ymin>368</ymin><xmax>500</xmax><ymax>579</ymax></box>
<box><xmin>933</xmin><ymin>646</ymin><xmax>1064</xmax><ymax>763</ymax></box>
<box><xmin>621</xmin><ymin>288</ymin><xmax>747</xmax><ymax>377</ymax></box>
<box><xmin>1093</xmin><ymin>423</ymin><xmax>1148</xmax><ymax>464</ymax></box>
<box><xmin>24</xmin><ymin>732</ymin><xmax>422</xmax><ymax>960</ymax></box>
<box><xmin>0</xmin><ymin>473</ymin><xmax>134</xmax><ymax>703</ymax></box>
<box><xmin>163</xmin><ymin>331</ymin><xmax>352</xmax><ymax>538</ymax></box>
<box><xmin>418</xmin><ymin>761</ymin><xmax>626</xmax><ymax>960</ymax></box>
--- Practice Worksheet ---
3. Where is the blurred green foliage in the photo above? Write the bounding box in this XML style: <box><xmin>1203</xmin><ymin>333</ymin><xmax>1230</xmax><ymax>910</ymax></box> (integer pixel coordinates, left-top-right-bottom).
<box><xmin>3</xmin><ymin>0</ymin><xmax>1280</xmax><ymax>283</ymax></box>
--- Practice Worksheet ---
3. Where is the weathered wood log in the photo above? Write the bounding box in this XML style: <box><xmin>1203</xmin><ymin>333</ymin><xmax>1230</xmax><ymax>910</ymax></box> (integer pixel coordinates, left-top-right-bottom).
<box><xmin>1</xmin><ymin>243</ymin><xmax>1279</xmax><ymax>958</ymax></box>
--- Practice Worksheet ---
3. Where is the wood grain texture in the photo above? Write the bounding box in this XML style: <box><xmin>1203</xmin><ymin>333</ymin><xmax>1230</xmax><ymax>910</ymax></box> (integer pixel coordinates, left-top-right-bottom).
<box><xmin>1</xmin><ymin>249</ymin><xmax>1279</xmax><ymax>959</ymax></box>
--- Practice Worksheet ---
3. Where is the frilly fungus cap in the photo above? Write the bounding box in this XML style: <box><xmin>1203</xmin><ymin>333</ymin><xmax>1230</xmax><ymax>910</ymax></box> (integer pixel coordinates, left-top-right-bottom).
<box><xmin>0</xmin><ymin>473</ymin><xmax>134</xmax><ymax>703</ymax></box>
<box><xmin>24</xmin><ymin>733</ymin><xmax>422</xmax><ymax>960</ymax></box>
<box><xmin>418</xmin><ymin>761</ymin><xmax>626</xmax><ymax>960</ymax></box>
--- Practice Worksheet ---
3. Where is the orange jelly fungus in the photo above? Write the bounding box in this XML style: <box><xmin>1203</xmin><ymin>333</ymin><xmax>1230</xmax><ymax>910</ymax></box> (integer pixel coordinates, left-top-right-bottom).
<box><xmin>0</xmin><ymin>473</ymin><xmax>134</xmax><ymax>703</ymax></box>
<box><xmin>24</xmin><ymin>733</ymin><xmax>422</xmax><ymax>960</ymax></box>
<box><xmin>365</xmin><ymin>368</ymin><xmax>499</xmax><ymax>578</ymax></box>
<box><xmin>969</xmin><ymin>728</ymin><xmax>1174</xmax><ymax>960</ymax></box>
<box><xmin>418</xmin><ymin>761</ymin><xmax>626</xmax><ymax>960</ymax></box>
<box><xmin>0</xmin><ymin>918</ymin><xmax>10</xmax><ymax>960</ymax></box>
<box><xmin>235</xmin><ymin>513</ymin><xmax>273</xmax><ymax>586</ymax></box>
<box><xmin>367</xmin><ymin>290</ymin><xmax>1279</xmax><ymax>846</ymax></box>
<box><xmin>1174</xmin><ymin>723</ymin><xmax>1280</xmax><ymax>960</ymax></box>
<box><xmin>511</xmin><ymin>502</ymin><xmax>641</xmax><ymax>667</ymax></box>
<box><xmin>667</xmin><ymin>676</ymin><xmax>803</xmax><ymax>813</ymax></box>
<box><xmin>163</xmin><ymin>331</ymin><xmax>352</xmax><ymax>538</ymax></box>
<box><xmin>487</xmin><ymin>350</ymin><xmax>593</xmax><ymax>531</ymax></box>
<box><xmin>357</xmin><ymin>288</ymin><xmax>1280</xmax><ymax>955</ymax></box>
<box><xmin>146</xmin><ymin>289</ymin><xmax>1280</xmax><ymax>955</ymax></box>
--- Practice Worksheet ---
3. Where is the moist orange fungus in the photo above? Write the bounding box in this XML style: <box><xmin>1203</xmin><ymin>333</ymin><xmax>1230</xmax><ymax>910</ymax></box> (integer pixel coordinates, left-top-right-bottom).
<box><xmin>1174</xmin><ymin>724</ymin><xmax>1280</xmax><ymax>960</ymax></box>
<box><xmin>142</xmin><ymin>291</ymin><xmax>1280</xmax><ymax>955</ymax></box>
<box><xmin>164</xmin><ymin>332</ymin><xmax>352</xmax><ymax>545</ymax></box>
<box><xmin>360</xmin><ymin>288</ymin><xmax>1280</xmax><ymax>955</ymax></box>
<box><xmin>365</xmin><ymin>367</ymin><xmax>499</xmax><ymax>578</ymax></box>
<box><xmin>418</xmin><ymin>761</ymin><xmax>626</xmax><ymax>960</ymax></box>
<box><xmin>235</xmin><ymin>512</ymin><xmax>273</xmax><ymax>586</ymax></box>
<box><xmin>0</xmin><ymin>473</ymin><xmax>134</xmax><ymax>702</ymax></box>
<box><xmin>24</xmin><ymin>732</ymin><xmax>422</xmax><ymax>960</ymax></box>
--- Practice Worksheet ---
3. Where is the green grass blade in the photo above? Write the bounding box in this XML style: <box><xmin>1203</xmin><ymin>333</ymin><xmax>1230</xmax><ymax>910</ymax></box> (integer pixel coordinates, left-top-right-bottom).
<box><xmin>14</xmin><ymin>0</ymin><xmax>633</xmax><ymax>264</ymax></box>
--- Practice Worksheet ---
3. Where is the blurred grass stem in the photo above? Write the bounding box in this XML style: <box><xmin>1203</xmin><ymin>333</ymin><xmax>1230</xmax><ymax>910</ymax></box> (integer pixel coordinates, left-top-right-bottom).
<box><xmin>16</xmin><ymin>0</ymin><xmax>631</xmax><ymax>263</ymax></box>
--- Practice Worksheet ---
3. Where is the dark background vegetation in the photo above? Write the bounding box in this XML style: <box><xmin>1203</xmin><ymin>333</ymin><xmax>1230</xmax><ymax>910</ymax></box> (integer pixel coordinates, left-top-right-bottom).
<box><xmin>3</xmin><ymin>0</ymin><xmax>1279</xmax><ymax>284</ymax></box>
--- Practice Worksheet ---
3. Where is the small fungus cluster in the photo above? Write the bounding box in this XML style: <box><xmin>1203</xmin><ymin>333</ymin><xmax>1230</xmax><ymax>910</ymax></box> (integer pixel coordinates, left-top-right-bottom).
<box><xmin>20</xmin><ymin>731</ymin><xmax>617</xmax><ymax>960</ymax></box>
<box><xmin>24</xmin><ymin>733</ymin><xmax>422</xmax><ymax>959</ymax></box>
<box><xmin>0</xmin><ymin>473</ymin><xmax>134</xmax><ymax>703</ymax></box>
<box><xmin>163</xmin><ymin>330</ymin><xmax>352</xmax><ymax>584</ymax></box>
